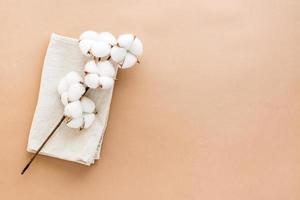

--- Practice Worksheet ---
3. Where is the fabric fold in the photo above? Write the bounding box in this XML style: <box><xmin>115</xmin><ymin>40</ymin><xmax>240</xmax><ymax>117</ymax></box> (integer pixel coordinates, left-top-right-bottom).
<box><xmin>27</xmin><ymin>33</ymin><xmax>115</xmax><ymax>165</ymax></box>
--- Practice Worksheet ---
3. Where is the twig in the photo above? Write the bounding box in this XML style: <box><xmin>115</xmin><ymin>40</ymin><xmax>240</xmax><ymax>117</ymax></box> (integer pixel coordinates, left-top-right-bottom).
<box><xmin>21</xmin><ymin>116</ymin><xmax>65</xmax><ymax>175</ymax></box>
<box><xmin>21</xmin><ymin>88</ymin><xmax>90</xmax><ymax>175</ymax></box>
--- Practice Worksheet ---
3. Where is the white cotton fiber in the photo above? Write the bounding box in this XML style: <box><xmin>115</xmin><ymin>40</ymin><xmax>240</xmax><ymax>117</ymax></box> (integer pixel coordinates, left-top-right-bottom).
<box><xmin>98</xmin><ymin>32</ymin><xmax>116</xmax><ymax>46</ymax></box>
<box><xmin>67</xmin><ymin>83</ymin><xmax>85</xmax><ymax>102</ymax></box>
<box><xmin>80</xmin><ymin>97</ymin><xmax>95</xmax><ymax>113</ymax></box>
<box><xmin>91</xmin><ymin>40</ymin><xmax>111</xmax><ymax>58</ymax></box>
<box><xmin>79</xmin><ymin>30</ymin><xmax>99</xmax><ymax>41</ymax></box>
<box><xmin>64</xmin><ymin>101</ymin><xmax>83</xmax><ymax>118</ymax></box>
<box><xmin>67</xmin><ymin>117</ymin><xmax>84</xmax><ymax>129</ymax></box>
<box><xmin>97</xmin><ymin>61</ymin><xmax>116</xmax><ymax>77</ymax></box>
<box><xmin>79</xmin><ymin>39</ymin><xmax>94</xmax><ymax>56</ymax></box>
<box><xmin>99</xmin><ymin>77</ymin><xmax>114</xmax><ymax>89</ymax></box>
<box><xmin>65</xmin><ymin>71</ymin><xmax>83</xmax><ymax>85</ymax></box>
<box><xmin>83</xmin><ymin>113</ymin><xmax>95</xmax><ymax>129</ymax></box>
<box><xmin>84</xmin><ymin>60</ymin><xmax>99</xmax><ymax>74</ymax></box>
<box><xmin>110</xmin><ymin>46</ymin><xmax>127</xmax><ymax>63</ymax></box>
<box><xmin>117</xmin><ymin>34</ymin><xmax>134</xmax><ymax>49</ymax></box>
<box><xmin>84</xmin><ymin>73</ymin><xmax>100</xmax><ymax>89</ymax></box>
<box><xmin>129</xmin><ymin>37</ymin><xmax>143</xmax><ymax>56</ymax></box>
<box><xmin>122</xmin><ymin>53</ymin><xmax>137</xmax><ymax>69</ymax></box>
<box><xmin>57</xmin><ymin>79</ymin><xmax>69</xmax><ymax>95</ymax></box>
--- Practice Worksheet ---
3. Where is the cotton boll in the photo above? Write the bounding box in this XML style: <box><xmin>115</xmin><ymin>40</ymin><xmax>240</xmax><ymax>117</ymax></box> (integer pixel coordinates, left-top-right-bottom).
<box><xmin>110</xmin><ymin>46</ymin><xmax>127</xmax><ymax>63</ymax></box>
<box><xmin>117</xmin><ymin>34</ymin><xmax>134</xmax><ymax>49</ymax></box>
<box><xmin>121</xmin><ymin>53</ymin><xmax>137</xmax><ymax>69</ymax></box>
<box><xmin>99</xmin><ymin>77</ymin><xmax>114</xmax><ymax>89</ymax></box>
<box><xmin>129</xmin><ymin>37</ymin><xmax>143</xmax><ymax>56</ymax></box>
<box><xmin>67</xmin><ymin>83</ymin><xmax>85</xmax><ymax>101</ymax></box>
<box><xmin>83</xmin><ymin>113</ymin><xmax>95</xmax><ymax>129</ymax></box>
<box><xmin>61</xmin><ymin>92</ymin><xmax>69</xmax><ymax>106</ymax></box>
<box><xmin>67</xmin><ymin>117</ymin><xmax>84</xmax><ymax>129</ymax></box>
<box><xmin>79</xmin><ymin>39</ymin><xmax>94</xmax><ymax>56</ymax></box>
<box><xmin>97</xmin><ymin>61</ymin><xmax>116</xmax><ymax>77</ymax></box>
<box><xmin>65</xmin><ymin>71</ymin><xmax>83</xmax><ymax>84</ymax></box>
<box><xmin>98</xmin><ymin>32</ymin><xmax>116</xmax><ymax>46</ymax></box>
<box><xmin>57</xmin><ymin>79</ymin><xmax>69</xmax><ymax>95</ymax></box>
<box><xmin>64</xmin><ymin>101</ymin><xmax>82</xmax><ymax>118</ymax></box>
<box><xmin>79</xmin><ymin>30</ymin><xmax>99</xmax><ymax>41</ymax></box>
<box><xmin>84</xmin><ymin>73</ymin><xmax>100</xmax><ymax>89</ymax></box>
<box><xmin>84</xmin><ymin>60</ymin><xmax>99</xmax><ymax>74</ymax></box>
<box><xmin>80</xmin><ymin>97</ymin><xmax>95</xmax><ymax>113</ymax></box>
<box><xmin>91</xmin><ymin>40</ymin><xmax>111</xmax><ymax>58</ymax></box>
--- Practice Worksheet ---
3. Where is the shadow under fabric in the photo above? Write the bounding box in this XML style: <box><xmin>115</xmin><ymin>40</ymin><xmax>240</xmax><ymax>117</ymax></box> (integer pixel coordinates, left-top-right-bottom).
<box><xmin>27</xmin><ymin>33</ymin><xmax>116</xmax><ymax>165</ymax></box>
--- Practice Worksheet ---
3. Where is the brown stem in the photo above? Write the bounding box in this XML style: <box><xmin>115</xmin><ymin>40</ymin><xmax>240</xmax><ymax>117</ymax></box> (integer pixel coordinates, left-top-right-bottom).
<box><xmin>21</xmin><ymin>88</ymin><xmax>90</xmax><ymax>175</ymax></box>
<box><xmin>21</xmin><ymin>116</ymin><xmax>65</xmax><ymax>175</ymax></box>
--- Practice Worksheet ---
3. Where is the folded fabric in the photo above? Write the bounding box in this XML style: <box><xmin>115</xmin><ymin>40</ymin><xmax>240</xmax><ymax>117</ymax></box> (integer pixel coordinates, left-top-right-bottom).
<box><xmin>27</xmin><ymin>33</ymin><xmax>115</xmax><ymax>165</ymax></box>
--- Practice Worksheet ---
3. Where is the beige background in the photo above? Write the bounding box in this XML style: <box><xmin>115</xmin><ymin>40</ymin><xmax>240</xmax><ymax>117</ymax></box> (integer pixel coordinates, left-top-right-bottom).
<box><xmin>0</xmin><ymin>0</ymin><xmax>299</xmax><ymax>199</ymax></box>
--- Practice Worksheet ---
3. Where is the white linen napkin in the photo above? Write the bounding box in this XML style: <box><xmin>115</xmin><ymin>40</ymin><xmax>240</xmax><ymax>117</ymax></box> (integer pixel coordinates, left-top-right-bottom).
<box><xmin>27</xmin><ymin>33</ymin><xmax>115</xmax><ymax>165</ymax></box>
